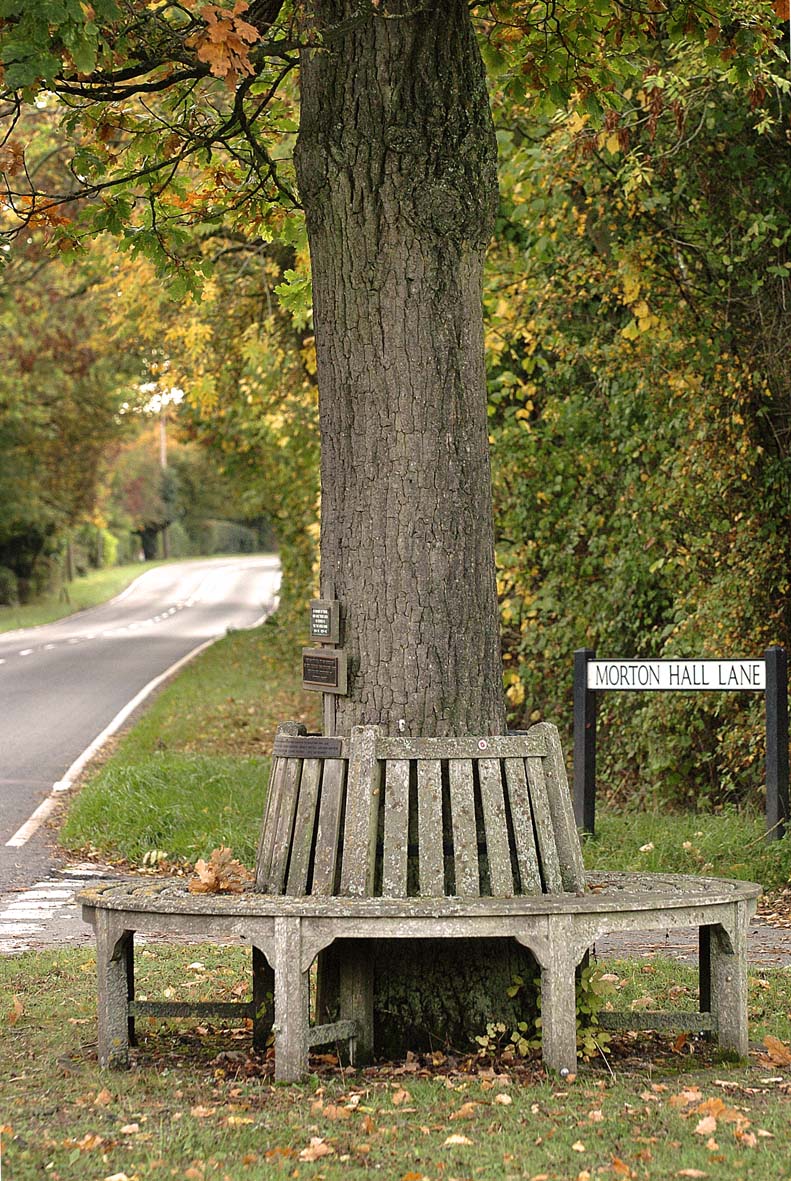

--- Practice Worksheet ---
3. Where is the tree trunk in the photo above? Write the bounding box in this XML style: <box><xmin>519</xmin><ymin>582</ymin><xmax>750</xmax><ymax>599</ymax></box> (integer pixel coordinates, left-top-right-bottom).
<box><xmin>295</xmin><ymin>1</ymin><xmax>539</xmax><ymax>1061</ymax></box>
<box><xmin>295</xmin><ymin>0</ymin><xmax>505</xmax><ymax>738</ymax></box>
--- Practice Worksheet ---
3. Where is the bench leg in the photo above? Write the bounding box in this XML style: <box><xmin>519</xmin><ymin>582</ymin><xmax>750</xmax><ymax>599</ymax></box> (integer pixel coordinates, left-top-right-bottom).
<box><xmin>95</xmin><ymin>914</ymin><xmax>134</xmax><ymax>1069</ymax></box>
<box><xmin>274</xmin><ymin>918</ymin><xmax>309</xmax><ymax>1082</ymax></box>
<box><xmin>540</xmin><ymin>952</ymin><xmax>578</xmax><ymax>1076</ymax></box>
<box><xmin>711</xmin><ymin>904</ymin><xmax>749</xmax><ymax>1058</ymax></box>
<box><xmin>252</xmin><ymin>945</ymin><xmax>275</xmax><ymax>1051</ymax></box>
<box><xmin>339</xmin><ymin>941</ymin><xmax>374</xmax><ymax>1067</ymax></box>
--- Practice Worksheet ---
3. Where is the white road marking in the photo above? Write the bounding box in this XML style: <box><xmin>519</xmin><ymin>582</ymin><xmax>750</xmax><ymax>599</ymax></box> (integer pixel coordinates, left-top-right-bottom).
<box><xmin>19</xmin><ymin>649</ymin><xmax>33</xmax><ymax>656</ymax></box>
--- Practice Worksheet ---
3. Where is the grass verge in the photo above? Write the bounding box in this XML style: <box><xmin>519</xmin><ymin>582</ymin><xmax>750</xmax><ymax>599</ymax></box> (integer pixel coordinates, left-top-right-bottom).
<box><xmin>59</xmin><ymin>615</ymin><xmax>321</xmax><ymax>867</ymax></box>
<box><xmin>2</xmin><ymin>948</ymin><xmax>791</xmax><ymax>1180</ymax></box>
<box><xmin>0</xmin><ymin>562</ymin><xmax>166</xmax><ymax>633</ymax></box>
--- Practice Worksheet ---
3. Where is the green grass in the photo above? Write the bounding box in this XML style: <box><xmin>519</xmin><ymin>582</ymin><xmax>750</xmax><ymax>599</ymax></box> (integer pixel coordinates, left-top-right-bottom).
<box><xmin>60</xmin><ymin>615</ymin><xmax>321</xmax><ymax>867</ymax></box>
<box><xmin>585</xmin><ymin>809</ymin><xmax>791</xmax><ymax>893</ymax></box>
<box><xmin>0</xmin><ymin>562</ymin><xmax>166</xmax><ymax>633</ymax></box>
<box><xmin>2</xmin><ymin>947</ymin><xmax>791</xmax><ymax>1181</ymax></box>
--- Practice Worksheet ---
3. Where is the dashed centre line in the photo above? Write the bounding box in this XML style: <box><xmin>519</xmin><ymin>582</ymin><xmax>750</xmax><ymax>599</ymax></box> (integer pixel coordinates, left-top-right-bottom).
<box><xmin>0</xmin><ymin>601</ymin><xmax>192</xmax><ymax>667</ymax></box>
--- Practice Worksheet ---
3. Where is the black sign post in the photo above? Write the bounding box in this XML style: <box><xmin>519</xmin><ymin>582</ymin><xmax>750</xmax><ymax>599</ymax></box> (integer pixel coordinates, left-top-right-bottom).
<box><xmin>573</xmin><ymin>647</ymin><xmax>789</xmax><ymax>841</ymax></box>
<box><xmin>573</xmin><ymin>648</ymin><xmax>597</xmax><ymax>836</ymax></box>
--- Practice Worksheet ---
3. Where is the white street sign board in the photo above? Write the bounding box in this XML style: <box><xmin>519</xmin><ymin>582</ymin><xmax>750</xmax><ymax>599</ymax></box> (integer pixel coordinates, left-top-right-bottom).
<box><xmin>587</xmin><ymin>659</ymin><xmax>766</xmax><ymax>692</ymax></box>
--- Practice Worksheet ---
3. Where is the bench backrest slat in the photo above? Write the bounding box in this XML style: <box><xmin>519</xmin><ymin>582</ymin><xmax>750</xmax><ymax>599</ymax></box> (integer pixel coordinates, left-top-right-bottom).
<box><xmin>417</xmin><ymin>760</ymin><xmax>445</xmax><ymax>895</ymax></box>
<box><xmin>535</xmin><ymin>721</ymin><xmax>586</xmax><ymax>892</ymax></box>
<box><xmin>525</xmin><ymin>754</ymin><xmax>563</xmax><ymax>892</ymax></box>
<box><xmin>503</xmin><ymin>756</ymin><xmax>542</xmax><ymax>893</ymax></box>
<box><xmin>286</xmin><ymin>757</ymin><xmax>322</xmax><ymax>895</ymax></box>
<box><xmin>256</xmin><ymin>721</ymin><xmax>585</xmax><ymax>901</ymax></box>
<box><xmin>339</xmin><ymin>725</ymin><xmax>382</xmax><ymax>897</ymax></box>
<box><xmin>478</xmin><ymin>759</ymin><xmax>515</xmax><ymax>897</ymax></box>
<box><xmin>310</xmin><ymin>758</ymin><xmax>347</xmax><ymax>895</ymax></box>
<box><xmin>267</xmin><ymin>756</ymin><xmax>304</xmax><ymax>893</ymax></box>
<box><xmin>382</xmin><ymin>760</ymin><xmax>410</xmax><ymax>897</ymax></box>
<box><xmin>256</xmin><ymin>721</ymin><xmax>306</xmax><ymax>892</ymax></box>
<box><xmin>448</xmin><ymin>759</ymin><xmax>480</xmax><ymax>897</ymax></box>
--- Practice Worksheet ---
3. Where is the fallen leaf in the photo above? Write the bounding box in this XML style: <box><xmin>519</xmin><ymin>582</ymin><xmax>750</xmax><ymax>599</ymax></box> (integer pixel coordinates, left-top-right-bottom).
<box><xmin>93</xmin><ymin>1088</ymin><xmax>113</xmax><ymax>1107</ymax></box>
<box><xmin>676</xmin><ymin>1172</ymin><xmax>708</xmax><ymax>1178</ymax></box>
<box><xmin>694</xmin><ymin>1116</ymin><xmax>717</xmax><ymax>1136</ymax></box>
<box><xmin>571</xmin><ymin>1140</ymin><xmax>586</xmax><ymax>1152</ymax></box>
<box><xmin>670</xmin><ymin>1088</ymin><xmax>703</xmax><ymax>1109</ymax></box>
<box><xmin>494</xmin><ymin>1092</ymin><xmax>513</xmax><ymax>1106</ymax></box>
<box><xmin>8</xmin><ymin>995</ymin><xmax>23</xmax><ymax>1026</ymax></box>
<box><xmin>225</xmin><ymin>1115</ymin><xmax>254</xmax><ymax>1126</ymax></box>
<box><xmin>361</xmin><ymin>1114</ymin><xmax>376</xmax><ymax>1134</ymax></box>
<box><xmin>323</xmin><ymin>1104</ymin><xmax>352</xmax><ymax>1121</ymax></box>
<box><xmin>706</xmin><ymin>1137</ymin><xmax>719</xmax><ymax>1150</ymax></box>
<box><xmin>401</xmin><ymin>1173</ymin><xmax>427</xmax><ymax>1181</ymax></box>
<box><xmin>119</xmin><ymin>1124</ymin><xmax>139</xmax><ymax>1135</ymax></box>
<box><xmin>735</xmin><ymin>1129</ymin><xmax>757</xmax><ymax>1148</ymax></box>
<box><xmin>299</xmin><ymin>1137</ymin><xmax>335</xmax><ymax>1161</ymax></box>
<box><xmin>611</xmin><ymin>1159</ymin><xmax>634</xmax><ymax>1178</ymax></box>
<box><xmin>189</xmin><ymin>1105</ymin><xmax>216</xmax><ymax>1118</ymax></box>
<box><xmin>587</xmin><ymin>1109</ymin><xmax>605</xmax><ymax>1122</ymax></box>
<box><xmin>760</xmin><ymin>1035</ymin><xmax>791</xmax><ymax>1066</ymax></box>
<box><xmin>188</xmin><ymin>847</ymin><xmax>253</xmax><ymax>894</ymax></box>
<box><xmin>443</xmin><ymin>1134</ymin><xmax>474</xmax><ymax>1146</ymax></box>
<box><xmin>392</xmin><ymin>1088</ymin><xmax>411</xmax><ymax>1106</ymax></box>
<box><xmin>450</xmin><ymin>1101</ymin><xmax>479</xmax><ymax>1120</ymax></box>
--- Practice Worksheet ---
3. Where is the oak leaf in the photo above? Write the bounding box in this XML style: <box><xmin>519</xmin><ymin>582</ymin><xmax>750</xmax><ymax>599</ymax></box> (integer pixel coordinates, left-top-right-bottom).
<box><xmin>760</xmin><ymin>1035</ymin><xmax>791</xmax><ymax>1066</ymax></box>
<box><xmin>450</xmin><ymin>1101</ymin><xmax>479</xmax><ymax>1120</ymax></box>
<box><xmin>188</xmin><ymin>847</ymin><xmax>252</xmax><ymax>894</ymax></box>
<box><xmin>299</xmin><ymin>1137</ymin><xmax>335</xmax><ymax>1161</ymax></box>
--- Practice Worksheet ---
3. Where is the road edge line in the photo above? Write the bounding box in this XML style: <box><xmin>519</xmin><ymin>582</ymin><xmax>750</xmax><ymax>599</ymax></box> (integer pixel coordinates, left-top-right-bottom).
<box><xmin>6</xmin><ymin>635</ymin><xmax>221</xmax><ymax>849</ymax></box>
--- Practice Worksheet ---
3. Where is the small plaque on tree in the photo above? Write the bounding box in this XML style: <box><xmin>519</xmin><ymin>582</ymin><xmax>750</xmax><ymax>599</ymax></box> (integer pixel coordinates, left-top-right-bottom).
<box><xmin>302</xmin><ymin>647</ymin><xmax>348</xmax><ymax>694</ymax></box>
<box><xmin>309</xmin><ymin>599</ymin><xmax>341</xmax><ymax>644</ymax></box>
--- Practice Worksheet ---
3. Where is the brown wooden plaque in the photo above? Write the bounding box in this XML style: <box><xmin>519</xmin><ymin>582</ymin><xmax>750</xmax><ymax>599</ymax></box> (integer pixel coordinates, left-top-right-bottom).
<box><xmin>302</xmin><ymin>647</ymin><xmax>348</xmax><ymax>694</ymax></box>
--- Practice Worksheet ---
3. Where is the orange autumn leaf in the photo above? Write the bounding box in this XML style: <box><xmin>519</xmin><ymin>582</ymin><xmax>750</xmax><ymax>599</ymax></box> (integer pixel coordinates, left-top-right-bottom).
<box><xmin>760</xmin><ymin>1035</ymin><xmax>791</xmax><ymax>1066</ymax></box>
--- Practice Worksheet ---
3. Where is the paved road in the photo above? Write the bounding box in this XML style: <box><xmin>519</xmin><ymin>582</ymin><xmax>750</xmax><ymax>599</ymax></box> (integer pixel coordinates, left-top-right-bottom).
<box><xmin>0</xmin><ymin>555</ymin><xmax>280</xmax><ymax>890</ymax></box>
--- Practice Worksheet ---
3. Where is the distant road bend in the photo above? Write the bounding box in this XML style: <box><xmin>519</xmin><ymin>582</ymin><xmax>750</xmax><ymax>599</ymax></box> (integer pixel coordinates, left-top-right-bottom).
<box><xmin>0</xmin><ymin>555</ymin><xmax>280</xmax><ymax>860</ymax></box>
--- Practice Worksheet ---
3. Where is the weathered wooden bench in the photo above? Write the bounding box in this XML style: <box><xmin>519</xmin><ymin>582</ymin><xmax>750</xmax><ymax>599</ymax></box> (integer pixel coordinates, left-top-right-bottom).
<box><xmin>80</xmin><ymin>721</ymin><xmax>760</xmax><ymax>1081</ymax></box>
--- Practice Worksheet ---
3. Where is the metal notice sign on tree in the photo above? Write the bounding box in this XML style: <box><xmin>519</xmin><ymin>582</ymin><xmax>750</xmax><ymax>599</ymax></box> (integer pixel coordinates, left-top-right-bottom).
<box><xmin>573</xmin><ymin>647</ymin><xmax>789</xmax><ymax>841</ymax></box>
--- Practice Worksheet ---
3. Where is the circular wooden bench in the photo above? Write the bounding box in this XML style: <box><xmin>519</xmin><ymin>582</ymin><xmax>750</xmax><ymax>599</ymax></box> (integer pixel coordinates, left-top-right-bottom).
<box><xmin>80</xmin><ymin>723</ymin><xmax>760</xmax><ymax>1080</ymax></box>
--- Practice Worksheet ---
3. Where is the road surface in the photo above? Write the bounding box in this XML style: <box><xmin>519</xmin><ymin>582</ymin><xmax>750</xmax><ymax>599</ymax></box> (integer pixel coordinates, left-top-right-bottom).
<box><xmin>0</xmin><ymin>555</ymin><xmax>280</xmax><ymax>890</ymax></box>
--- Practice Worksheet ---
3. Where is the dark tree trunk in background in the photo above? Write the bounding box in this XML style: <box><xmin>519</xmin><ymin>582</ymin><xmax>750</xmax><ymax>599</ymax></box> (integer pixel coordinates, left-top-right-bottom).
<box><xmin>295</xmin><ymin>0</ymin><xmax>505</xmax><ymax>738</ymax></box>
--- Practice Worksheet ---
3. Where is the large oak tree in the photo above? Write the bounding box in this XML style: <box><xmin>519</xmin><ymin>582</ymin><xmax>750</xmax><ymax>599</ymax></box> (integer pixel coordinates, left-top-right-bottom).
<box><xmin>1</xmin><ymin>0</ymin><xmax>781</xmax><ymax>1049</ymax></box>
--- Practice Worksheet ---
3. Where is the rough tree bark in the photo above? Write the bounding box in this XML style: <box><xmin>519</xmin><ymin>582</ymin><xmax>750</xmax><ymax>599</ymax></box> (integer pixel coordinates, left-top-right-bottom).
<box><xmin>295</xmin><ymin>2</ymin><xmax>537</xmax><ymax>1054</ymax></box>
<box><xmin>295</xmin><ymin>0</ymin><xmax>505</xmax><ymax>738</ymax></box>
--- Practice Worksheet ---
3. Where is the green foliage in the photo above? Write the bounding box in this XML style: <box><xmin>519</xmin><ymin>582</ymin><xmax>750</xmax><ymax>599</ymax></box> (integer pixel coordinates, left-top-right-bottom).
<box><xmin>487</xmin><ymin>43</ymin><xmax>791</xmax><ymax>809</ymax></box>
<box><xmin>0</xmin><ymin>565</ymin><xmax>19</xmax><ymax>606</ymax></box>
